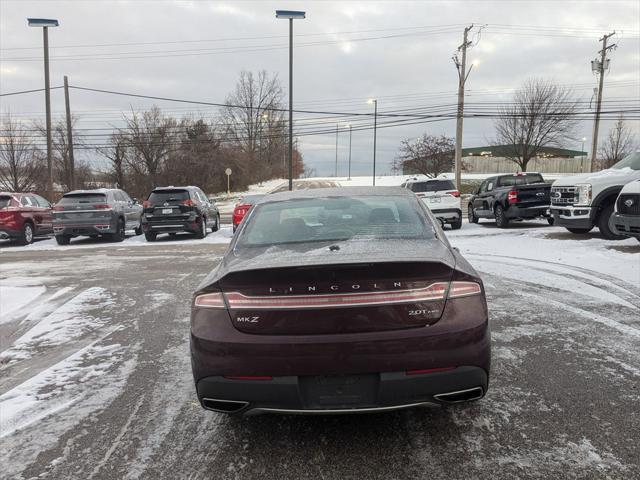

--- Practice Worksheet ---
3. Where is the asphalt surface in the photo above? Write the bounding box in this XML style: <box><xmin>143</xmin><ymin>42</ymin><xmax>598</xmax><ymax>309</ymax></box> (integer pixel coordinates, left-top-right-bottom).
<box><xmin>1</xmin><ymin>226</ymin><xmax>639</xmax><ymax>479</ymax></box>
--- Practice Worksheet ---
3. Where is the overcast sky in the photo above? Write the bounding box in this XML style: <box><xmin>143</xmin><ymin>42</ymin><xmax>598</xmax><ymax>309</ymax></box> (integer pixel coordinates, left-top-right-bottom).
<box><xmin>1</xmin><ymin>0</ymin><xmax>639</xmax><ymax>177</ymax></box>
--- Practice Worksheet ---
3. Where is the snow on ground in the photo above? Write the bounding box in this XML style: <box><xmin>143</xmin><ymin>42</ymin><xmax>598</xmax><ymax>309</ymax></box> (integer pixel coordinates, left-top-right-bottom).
<box><xmin>0</xmin><ymin>225</ymin><xmax>234</xmax><ymax>253</ymax></box>
<box><xmin>0</xmin><ymin>285</ymin><xmax>46</xmax><ymax>324</ymax></box>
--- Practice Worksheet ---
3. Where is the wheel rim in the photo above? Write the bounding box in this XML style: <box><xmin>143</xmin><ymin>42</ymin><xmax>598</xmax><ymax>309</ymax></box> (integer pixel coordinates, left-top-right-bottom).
<box><xmin>496</xmin><ymin>208</ymin><xmax>502</xmax><ymax>223</ymax></box>
<box><xmin>25</xmin><ymin>225</ymin><xmax>33</xmax><ymax>242</ymax></box>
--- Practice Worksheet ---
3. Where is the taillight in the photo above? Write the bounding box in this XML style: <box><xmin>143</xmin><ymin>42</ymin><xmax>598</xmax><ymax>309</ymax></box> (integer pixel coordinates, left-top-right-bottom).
<box><xmin>507</xmin><ymin>190</ymin><xmax>518</xmax><ymax>204</ymax></box>
<box><xmin>446</xmin><ymin>190</ymin><xmax>460</xmax><ymax>198</ymax></box>
<box><xmin>93</xmin><ymin>203</ymin><xmax>112</xmax><ymax>209</ymax></box>
<box><xmin>182</xmin><ymin>199</ymin><xmax>196</xmax><ymax>207</ymax></box>
<box><xmin>448</xmin><ymin>281</ymin><xmax>482</xmax><ymax>299</ymax></box>
<box><xmin>194</xmin><ymin>292</ymin><xmax>226</xmax><ymax>308</ymax></box>
<box><xmin>143</xmin><ymin>200</ymin><xmax>152</xmax><ymax>208</ymax></box>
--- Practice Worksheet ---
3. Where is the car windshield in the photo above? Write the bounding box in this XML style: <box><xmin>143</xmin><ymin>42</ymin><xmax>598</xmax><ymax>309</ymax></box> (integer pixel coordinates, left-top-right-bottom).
<box><xmin>408</xmin><ymin>180</ymin><xmax>455</xmax><ymax>192</ymax></box>
<box><xmin>148</xmin><ymin>190</ymin><xmax>190</xmax><ymax>204</ymax></box>
<box><xmin>237</xmin><ymin>195</ymin><xmax>434</xmax><ymax>246</ymax></box>
<box><xmin>0</xmin><ymin>196</ymin><xmax>12</xmax><ymax>208</ymax></box>
<box><xmin>58</xmin><ymin>193</ymin><xmax>107</xmax><ymax>204</ymax></box>
<box><xmin>610</xmin><ymin>152</ymin><xmax>640</xmax><ymax>170</ymax></box>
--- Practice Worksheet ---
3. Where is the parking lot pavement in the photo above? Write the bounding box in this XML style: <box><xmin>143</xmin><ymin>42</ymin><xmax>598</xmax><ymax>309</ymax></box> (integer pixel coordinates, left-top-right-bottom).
<box><xmin>1</xmin><ymin>222</ymin><xmax>639</xmax><ymax>479</ymax></box>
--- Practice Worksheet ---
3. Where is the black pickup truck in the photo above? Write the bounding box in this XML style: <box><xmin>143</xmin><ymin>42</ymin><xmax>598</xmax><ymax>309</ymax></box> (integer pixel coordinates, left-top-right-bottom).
<box><xmin>467</xmin><ymin>173</ymin><xmax>553</xmax><ymax>228</ymax></box>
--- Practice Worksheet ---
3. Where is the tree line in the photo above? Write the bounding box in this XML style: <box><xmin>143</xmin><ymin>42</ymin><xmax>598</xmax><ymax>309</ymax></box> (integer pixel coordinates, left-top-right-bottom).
<box><xmin>393</xmin><ymin>78</ymin><xmax>637</xmax><ymax>177</ymax></box>
<box><xmin>0</xmin><ymin>70</ymin><xmax>306</xmax><ymax>199</ymax></box>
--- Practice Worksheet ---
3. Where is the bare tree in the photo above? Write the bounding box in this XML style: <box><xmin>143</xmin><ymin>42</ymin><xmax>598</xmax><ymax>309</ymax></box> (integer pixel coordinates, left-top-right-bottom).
<box><xmin>98</xmin><ymin>132</ymin><xmax>128</xmax><ymax>189</ymax></box>
<box><xmin>494</xmin><ymin>78</ymin><xmax>579</xmax><ymax>171</ymax></box>
<box><xmin>393</xmin><ymin>134</ymin><xmax>455</xmax><ymax>177</ymax></box>
<box><xmin>0</xmin><ymin>113</ymin><xmax>45</xmax><ymax>192</ymax></box>
<box><xmin>597</xmin><ymin>115</ymin><xmax>636</xmax><ymax>169</ymax></box>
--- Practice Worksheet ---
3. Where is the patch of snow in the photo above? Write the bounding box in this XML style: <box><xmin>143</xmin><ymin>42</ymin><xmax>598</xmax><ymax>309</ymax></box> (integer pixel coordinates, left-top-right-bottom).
<box><xmin>0</xmin><ymin>285</ymin><xmax>46</xmax><ymax>324</ymax></box>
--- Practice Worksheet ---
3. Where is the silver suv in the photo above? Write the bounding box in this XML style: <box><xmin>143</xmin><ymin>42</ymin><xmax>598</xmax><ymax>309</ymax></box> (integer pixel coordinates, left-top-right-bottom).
<box><xmin>52</xmin><ymin>189</ymin><xmax>143</xmax><ymax>245</ymax></box>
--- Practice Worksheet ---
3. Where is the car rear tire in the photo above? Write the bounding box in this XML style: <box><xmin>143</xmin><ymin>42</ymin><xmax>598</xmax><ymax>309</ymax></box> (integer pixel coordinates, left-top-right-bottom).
<box><xmin>18</xmin><ymin>222</ymin><xmax>35</xmax><ymax>245</ymax></box>
<box><xmin>468</xmin><ymin>205</ymin><xmax>478</xmax><ymax>224</ymax></box>
<box><xmin>597</xmin><ymin>203</ymin><xmax>626</xmax><ymax>240</ymax></box>
<box><xmin>134</xmin><ymin>223</ymin><xmax>143</xmax><ymax>235</ymax></box>
<box><xmin>55</xmin><ymin>234</ymin><xmax>71</xmax><ymax>245</ymax></box>
<box><xmin>565</xmin><ymin>227</ymin><xmax>593</xmax><ymax>234</ymax></box>
<box><xmin>196</xmin><ymin>216</ymin><xmax>207</xmax><ymax>239</ymax></box>
<box><xmin>451</xmin><ymin>216</ymin><xmax>462</xmax><ymax>230</ymax></box>
<box><xmin>110</xmin><ymin>218</ymin><xmax>125</xmax><ymax>242</ymax></box>
<box><xmin>144</xmin><ymin>232</ymin><xmax>157</xmax><ymax>242</ymax></box>
<box><xmin>494</xmin><ymin>205</ymin><xmax>509</xmax><ymax>228</ymax></box>
<box><xmin>547</xmin><ymin>217</ymin><xmax>555</xmax><ymax>226</ymax></box>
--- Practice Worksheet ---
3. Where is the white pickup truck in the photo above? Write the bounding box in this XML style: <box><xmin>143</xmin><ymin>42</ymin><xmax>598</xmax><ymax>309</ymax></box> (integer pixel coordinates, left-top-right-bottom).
<box><xmin>550</xmin><ymin>152</ymin><xmax>640</xmax><ymax>239</ymax></box>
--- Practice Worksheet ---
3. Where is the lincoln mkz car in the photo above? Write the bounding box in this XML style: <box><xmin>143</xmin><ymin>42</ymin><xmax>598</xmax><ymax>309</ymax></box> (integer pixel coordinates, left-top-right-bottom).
<box><xmin>190</xmin><ymin>187</ymin><xmax>490</xmax><ymax>415</ymax></box>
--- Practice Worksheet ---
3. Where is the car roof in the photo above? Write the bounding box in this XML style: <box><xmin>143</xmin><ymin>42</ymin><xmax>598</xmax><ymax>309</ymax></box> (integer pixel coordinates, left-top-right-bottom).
<box><xmin>152</xmin><ymin>186</ymin><xmax>198</xmax><ymax>191</ymax></box>
<box><xmin>64</xmin><ymin>188</ymin><xmax>114</xmax><ymax>195</ymax></box>
<box><xmin>260</xmin><ymin>186</ymin><xmax>414</xmax><ymax>203</ymax></box>
<box><xmin>405</xmin><ymin>178</ymin><xmax>451</xmax><ymax>183</ymax></box>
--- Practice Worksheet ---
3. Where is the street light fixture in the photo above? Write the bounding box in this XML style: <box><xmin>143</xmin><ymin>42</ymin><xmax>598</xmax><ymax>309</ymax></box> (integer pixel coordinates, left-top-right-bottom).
<box><xmin>276</xmin><ymin>10</ymin><xmax>306</xmax><ymax>191</ymax></box>
<box><xmin>368</xmin><ymin>98</ymin><xmax>378</xmax><ymax>186</ymax></box>
<box><xmin>28</xmin><ymin>17</ymin><xmax>59</xmax><ymax>198</ymax></box>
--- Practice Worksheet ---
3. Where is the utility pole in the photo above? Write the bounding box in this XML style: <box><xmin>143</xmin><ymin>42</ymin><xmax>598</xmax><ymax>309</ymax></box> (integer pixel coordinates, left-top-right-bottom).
<box><xmin>453</xmin><ymin>25</ymin><xmax>476</xmax><ymax>192</ymax></box>
<box><xmin>63</xmin><ymin>76</ymin><xmax>75</xmax><ymax>190</ymax></box>
<box><xmin>334</xmin><ymin>123</ymin><xmax>339</xmax><ymax>177</ymax></box>
<box><xmin>589</xmin><ymin>31</ymin><xmax>616</xmax><ymax>172</ymax></box>
<box><xmin>347</xmin><ymin>124</ymin><xmax>352</xmax><ymax>180</ymax></box>
<box><xmin>43</xmin><ymin>27</ymin><xmax>54</xmax><ymax>198</ymax></box>
<box><xmin>368</xmin><ymin>98</ymin><xmax>378</xmax><ymax>186</ymax></box>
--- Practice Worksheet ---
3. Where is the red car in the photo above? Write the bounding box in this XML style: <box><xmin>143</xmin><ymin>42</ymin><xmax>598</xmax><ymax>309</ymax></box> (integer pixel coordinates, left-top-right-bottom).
<box><xmin>0</xmin><ymin>192</ymin><xmax>54</xmax><ymax>245</ymax></box>
<box><xmin>232</xmin><ymin>194</ymin><xmax>265</xmax><ymax>232</ymax></box>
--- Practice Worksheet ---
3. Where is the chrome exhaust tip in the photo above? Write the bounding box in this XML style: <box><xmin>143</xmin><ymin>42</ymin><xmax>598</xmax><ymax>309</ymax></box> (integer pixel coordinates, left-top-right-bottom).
<box><xmin>434</xmin><ymin>386</ymin><xmax>484</xmax><ymax>403</ymax></box>
<box><xmin>201</xmin><ymin>398</ymin><xmax>249</xmax><ymax>414</ymax></box>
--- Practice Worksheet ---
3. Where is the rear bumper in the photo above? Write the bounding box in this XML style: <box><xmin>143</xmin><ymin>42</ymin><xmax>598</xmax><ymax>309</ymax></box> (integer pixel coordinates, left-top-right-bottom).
<box><xmin>52</xmin><ymin>220</ymin><xmax>116</xmax><ymax>236</ymax></box>
<box><xmin>0</xmin><ymin>227</ymin><xmax>20</xmax><ymax>239</ymax></box>
<box><xmin>506</xmin><ymin>205</ymin><xmax>551</xmax><ymax>219</ymax></box>
<box><xmin>430</xmin><ymin>208</ymin><xmax>462</xmax><ymax>222</ymax></box>
<box><xmin>196</xmin><ymin>366</ymin><xmax>488</xmax><ymax>415</ymax></box>
<box><xmin>142</xmin><ymin>218</ymin><xmax>200</xmax><ymax>234</ymax></box>
<box><xmin>610</xmin><ymin>213</ymin><xmax>640</xmax><ymax>237</ymax></box>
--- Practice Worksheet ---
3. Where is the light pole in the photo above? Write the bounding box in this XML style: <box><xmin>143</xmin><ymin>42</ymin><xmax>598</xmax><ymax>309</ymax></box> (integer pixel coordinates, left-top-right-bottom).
<box><xmin>581</xmin><ymin>136</ymin><xmax>587</xmax><ymax>173</ymax></box>
<box><xmin>28</xmin><ymin>18</ymin><xmax>59</xmax><ymax>198</ymax></box>
<box><xmin>347</xmin><ymin>124</ymin><xmax>352</xmax><ymax>181</ymax></box>
<box><xmin>334</xmin><ymin>123</ymin><xmax>339</xmax><ymax>177</ymax></box>
<box><xmin>276</xmin><ymin>10</ymin><xmax>306</xmax><ymax>191</ymax></box>
<box><xmin>368</xmin><ymin>98</ymin><xmax>378</xmax><ymax>186</ymax></box>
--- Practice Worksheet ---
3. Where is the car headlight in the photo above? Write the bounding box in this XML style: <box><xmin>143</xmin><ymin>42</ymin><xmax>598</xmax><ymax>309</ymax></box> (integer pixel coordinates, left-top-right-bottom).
<box><xmin>575</xmin><ymin>183</ymin><xmax>592</xmax><ymax>206</ymax></box>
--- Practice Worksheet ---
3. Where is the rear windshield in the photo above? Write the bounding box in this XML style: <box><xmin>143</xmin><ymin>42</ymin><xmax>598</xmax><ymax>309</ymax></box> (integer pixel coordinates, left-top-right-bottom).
<box><xmin>240</xmin><ymin>194</ymin><xmax>265</xmax><ymax>205</ymax></box>
<box><xmin>238</xmin><ymin>195</ymin><xmax>434</xmax><ymax>246</ymax></box>
<box><xmin>0</xmin><ymin>196</ymin><xmax>12</xmax><ymax>208</ymax></box>
<box><xmin>408</xmin><ymin>180</ymin><xmax>455</xmax><ymax>192</ymax></box>
<box><xmin>59</xmin><ymin>193</ymin><xmax>106</xmax><ymax>204</ymax></box>
<box><xmin>147</xmin><ymin>189</ymin><xmax>190</xmax><ymax>204</ymax></box>
<box><xmin>270</xmin><ymin>180</ymin><xmax>340</xmax><ymax>193</ymax></box>
<box><xmin>498</xmin><ymin>174</ymin><xmax>544</xmax><ymax>186</ymax></box>
<box><xmin>611</xmin><ymin>152</ymin><xmax>640</xmax><ymax>170</ymax></box>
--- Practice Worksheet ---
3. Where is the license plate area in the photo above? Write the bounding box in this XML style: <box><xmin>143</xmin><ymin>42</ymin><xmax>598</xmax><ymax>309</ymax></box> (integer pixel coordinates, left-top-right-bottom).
<box><xmin>299</xmin><ymin>374</ymin><xmax>379</xmax><ymax>408</ymax></box>
<box><xmin>162</xmin><ymin>208</ymin><xmax>173</xmax><ymax>214</ymax></box>
<box><xmin>428</xmin><ymin>196</ymin><xmax>441</xmax><ymax>203</ymax></box>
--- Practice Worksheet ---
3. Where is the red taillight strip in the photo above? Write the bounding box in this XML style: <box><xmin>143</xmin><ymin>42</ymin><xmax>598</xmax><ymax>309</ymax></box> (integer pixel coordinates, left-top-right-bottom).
<box><xmin>223</xmin><ymin>283</ymin><xmax>449</xmax><ymax>310</ymax></box>
<box><xmin>448</xmin><ymin>281</ymin><xmax>482</xmax><ymax>298</ymax></box>
<box><xmin>194</xmin><ymin>292</ymin><xmax>226</xmax><ymax>308</ymax></box>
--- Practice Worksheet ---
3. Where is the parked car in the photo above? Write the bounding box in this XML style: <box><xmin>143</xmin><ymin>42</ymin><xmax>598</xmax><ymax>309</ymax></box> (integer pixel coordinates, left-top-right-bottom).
<box><xmin>609</xmin><ymin>179</ymin><xmax>640</xmax><ymax>242</ymax></box>
<box><xmin>142</xmin><ymin>186</ymin><xmax>219</xmax><ymax>241</ymax></box>
<box><xmin>232</xmin><ymin>194</ymin><xmax>265</xmax><ymax>232</ymax></box>
<box><xmin>190</xmin><ymin>186</ymin><xmax>490</xmax><ymax>415</ymax></box>
<box><xmin>550</xmin><ymin>151</ymin><xmax>640</xmax><ymax>239</ymax></box>
<box><xmin>400</xmin><ymin>178</ymin><xmax>462</xmax><ymax>229</ymax></box>
<box><xmin>0</xmin><ymin>192</ymin><xmax>53</xmax><ymax>245</ymax></box>
<box><xmin>52</xmin><ymin>189</ymin><xmax>142</xmax><ymax>245</ymax></box>
<box><xmin>467</xmin><ymin>173</ymin><xmax>553</xmax><ymax>228</ymax></box>
<box><xmin>269</xmin><ymin>179</ymin><xmax>341</xmax><ymax>194</ymax></box>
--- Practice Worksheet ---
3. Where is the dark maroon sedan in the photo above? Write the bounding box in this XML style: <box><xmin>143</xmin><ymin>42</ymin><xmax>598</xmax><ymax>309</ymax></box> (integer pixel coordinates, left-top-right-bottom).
<box><xmin>191</xmin><ymin>187</ymin><xmax>490</xmax><ymax>415</ymax></box>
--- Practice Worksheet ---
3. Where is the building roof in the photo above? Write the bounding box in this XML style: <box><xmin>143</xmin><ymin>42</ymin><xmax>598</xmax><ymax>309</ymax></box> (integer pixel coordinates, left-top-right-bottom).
<box><xmin>462</xmin><ymin>145</ymin><xmax>586</xmax><ymax>157</ymax></box>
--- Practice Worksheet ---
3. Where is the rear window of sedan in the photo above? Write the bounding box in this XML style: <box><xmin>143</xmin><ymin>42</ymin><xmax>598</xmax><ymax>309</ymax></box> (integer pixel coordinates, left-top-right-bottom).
<box><xmin>58</xmin><ymin>193</ymin><xmax>107</xmax><ymax>204</ymax></box>
<box><xmin>238</xmin><ymin>195</ymin><xmax>434</xmax><ymax>246</ymax></box>
<box><xmin>498</xmin><ymin>174</ymin><xmax>544</xmax><ymax>186</ymax></box>
<box><xmin>408</xmin><ymin>180</ymin><xmax>455</xmax><ymax>193</ymax></box>
<box><xmin>147</xmin><ymin>189</ymin><xmax>190</xmax><ymax>204</ymax></box>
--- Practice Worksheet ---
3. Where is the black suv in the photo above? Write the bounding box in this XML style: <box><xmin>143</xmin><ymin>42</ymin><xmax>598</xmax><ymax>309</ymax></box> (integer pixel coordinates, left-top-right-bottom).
<box><xmin>142</xmin><ymin>186</ymin><xmax>220</xmax><ymax>241</ymax></box>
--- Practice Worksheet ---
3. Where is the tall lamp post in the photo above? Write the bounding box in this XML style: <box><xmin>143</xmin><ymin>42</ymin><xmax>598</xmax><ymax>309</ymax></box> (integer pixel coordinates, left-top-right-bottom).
<box><xmin>276</xmin><ymin>10</ymin><xmax>305</xmax><ymax>191</ymax></box>
<box><xmin>368</xmin><ymin>98</ymin><xmax>378</xmax><ymax>186</ymax></box>
<box><xmin>334</xmin><ymin>124</ymin><xmax>339</xmax><ymax>177</ymax></box>
<box><xmin>581</xmin><ymin>137</ymin><xmax>587</xmax><ymax>173</ymax></box>
<box><xmin>347</xmin><ymin>124</ymin><xmax>352</xmax><ymax>181</ymax></box>
<box><xmin>28</xmin><ymin>18</ymin><xmax>59</xmax><ymax>198</ymax></box>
